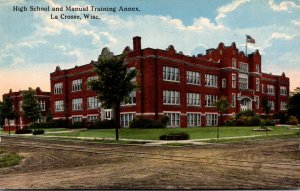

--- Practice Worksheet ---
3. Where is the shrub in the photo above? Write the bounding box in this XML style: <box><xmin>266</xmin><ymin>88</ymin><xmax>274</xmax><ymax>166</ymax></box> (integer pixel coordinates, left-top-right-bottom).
<box><xmin>260</xmin><ymin>119</ymin><xmax>275</xmax><ymax>127</ymax></box>
<box><xmin>228</xmin><ymin>110</ymin><xmax>261</xmax><ymax>126</ymax></box>
<box><xmin>72</xmin><ymin>122</ymin><xmax>85</xmax><ymax>129</ymax></box>
<box><xmin>159</xmin><ymin>132</ymin><xmax>190</xmax><ymax>140</ymax></box>
<box><xmin>54</xmin><ymin>119</ymin><xmax>70</xmax><ymax>128</ymax></box>
<box><xmin>32</xmin><ymin>129</ymin><xmax>45</xmax><ymax>135</ymax></box>
<box><xmin>286</xmin><ymin>116</ymin><xmax>299</xmax><ymax>125</ymax></box>
<box><xmin>129</xmin><ymin>117</ymin><xmax>167</xmax><ymax>129</ymax></box>
<box><xmin>273</xmin><ymin>112</ymin><xmax>289</xmax><ymax>124</ymax></box>
<box><xmin>224</xmin><ymin>118</ymin><xmax>236</xmax><ymax>126</ymax></box>
<box><xmin>15</xmin><ymin>128</ymin><xmax>33</xmax><ymax>134</ymax></box>
<box><xmin>235</xmin><ymin>110</ymin><xmax>256</xmax><ymax>118</ymax></box>
<box><xmin>86</xmin><ymin>120</ymin><xmax>115</xmax><ymax>129</ymax></box>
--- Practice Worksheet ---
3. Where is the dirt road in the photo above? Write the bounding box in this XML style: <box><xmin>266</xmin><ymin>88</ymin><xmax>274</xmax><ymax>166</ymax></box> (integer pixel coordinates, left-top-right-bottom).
<box><xmin>0</xmin><ymin>137</ymin><xmax>299</xmax><ymax>189</ymax></box>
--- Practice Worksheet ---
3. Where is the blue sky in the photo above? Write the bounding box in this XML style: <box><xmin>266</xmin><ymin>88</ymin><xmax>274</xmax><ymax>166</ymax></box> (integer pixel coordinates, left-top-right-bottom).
<box><xmin>0</xmin><ymin>0</ymin><xmax>300</xmax><ymax>98</ymax></box>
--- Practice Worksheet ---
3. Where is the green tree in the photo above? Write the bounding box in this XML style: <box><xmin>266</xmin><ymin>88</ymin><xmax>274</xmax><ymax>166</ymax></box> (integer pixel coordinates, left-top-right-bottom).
<box><xmin>1</xmin><ymin>97</ymin><xmax>17</xmax><ymax>135</ymax></box>
<box><xmin>89</xmin><ymin>53</ymin><xmax>137</xmax><ymax>141</ymax></box>
<box><xmin>288</xmin><ymin>93</ymin><xmax>300</xmax><ymax>123</ymax></box>
<box><xmin>262</xmin><ymin>96</ymin><xmax>271</xmax><ymax>117</ymax></box>
<box><xmin>215</xmin><ymin>96</ymin><xmax>230</xmax><ymax>139</ymax></box>
<box><xmin>21</xmin><ymin>88</ymin><xmax>42</xmax><ymax>131</ymax></box>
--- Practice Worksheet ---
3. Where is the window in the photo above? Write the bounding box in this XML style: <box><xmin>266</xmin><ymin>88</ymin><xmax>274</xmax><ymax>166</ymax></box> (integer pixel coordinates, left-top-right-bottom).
<box><xmin>205</xmin><ymin>95</ymin><xmax>218</xmax><ymax>107</ymax></box>
<box><xmin>280</xmin><ymin>101</ymin><xmax>287</xmax><ymax>110</ymax></box>
<box><xmin>280</xmin><ymin>86</ymin><xmax>287</xmax><ymax>96</ymax></box>
<box><xmin>239</xmin><ymin>62</ymin><xmax>249</xmax><ymax>73</ymax></box>
<box><xmin>87</xmin><ymin>97</ymin><xmax>100</xmax><ymax>109</ymax></box>
<box><xmin>54</xmin><ymin>100</ymin><xmax>64</xmax><ymax>112</ymax></box>
<box><xmin>72</xmin><ymin>79</ymin><xmax>82</xmax><ymax>92</ymax></box>
<box><xmin>267</xmin><ymin>85</ymin><xmax>275</xmax><ymax>95</ymax></box>
<box><xmin>186</xmin><ymin>71</ymin><xmax>200</xmax><ymax>85</ymax></box>
<box><xmin>205</xmin><ymin>74</ymin><xmax>218</xmax><ymax>87</ymax></box>
<box><xmin>206</xmin><ymin>114</ymin><xmax>218</xmax><ymax>126</ymax></box>
<box><xmin>268</xmin><ymin>100</ymin><xmax>275</xmax><ymax>110</ymax></box>
<box><xmin>163</xmin><ymin>66</ymin><xmax>180</xmax><ymax>82</ymax></box>
<box><xmin>72</xmin><ymin>98</ymin><xmax>83</xmax><ymax>111</ymax></box>
<box><xmin>239</xmin><ymin>73</ymin><xmax>248</xmax><ymax>89</ymax></box>
<box><xmin>164</xmin><ymin>113</ymin><xmax>180</xmax><ymax>127</ymax></box>
<box><xmin>72</xmin><ymin>116</ymin><xmax>82</xmax><ymax>123</ymax></box>
<box><xmin>104</xmin><ymin>109</ymin><xmax>112</xmax><ymax>120</ymax></box>
<box><xmin>87</xmin><ymin>76</ymin><xmax>98</xmax><ymax>90</ymax></box>
<box><xmin>256</xmin><ymin>64</ymin><xmax>260</xmax><ymax>72</ymax></box>
<box><xmin>262</xmin><ymin>84</ymin><xmax>265</xmax><ymax>93</ymax></box>
<box><xmin>187</xmin><ymin>113</ymin><xmax>201</xmax><ymax>127</ymax></box>
<box><xmin>37</xmin><ymin>117</ymin><xmax>46</xmax><ymax>123</ymax></box>
<box><xmin>120</xmin><ymin>113</ymin><xmax>135</xmax><ymax>127</ymax></box>
<box><xmin>187</xmin><ymin>93</ymin><xmax>200</xmax><ymax>106</ymax></box>
<box><xmin>19</xmin><ymin>101</ymin><xmax>22</xmax><ymax>112</ymax></box>
<box><xmin>54</xmin><ymin>82</ymin><xmax>63</xmax><ymax>94</ymax></box>
<box><xmin>163</xmin><ymin>90</ymin><xmax>180</xmax><ymax>105</ymax></box>
<box><xmin>122</xmin><ymin>91</ymin><xmax>136</xmax><ymax>105</ymax></box>
<box><xmin>232</xmin><ymin>93</ymin><xmax>236</xmax><ymax>107</ymax></box>
<box><xmin>232</xmin><ymin>74</ymin><xmax>236</xmax><ymax>88</ymax></box>
<box><xmin>222</xmin><ymin>78</ymin><xmax>226</xmax><ymax>88</ymax></box>
<box><xmin>232</xmin><ymin>58</ymin><xmax>236</xmax><ymax>68</ymax></box>
<box><xmin>39</xmin><ymin>100</ymin><xmax>46</xmax><ymax>111</ymax></box>
<box><xmin>254</xmin><ymin>96</ymin><xmax>259</xmax><ymax>109</ymax></box>
<box><xmin>256</xmin><ymin>78</ymin><xmax>260</xmax><ymax>91</ymax></box>
<box><xmin>87</xmin><ymin>115</ymin><xmax>99</xmax><ymax>122</ymax></box>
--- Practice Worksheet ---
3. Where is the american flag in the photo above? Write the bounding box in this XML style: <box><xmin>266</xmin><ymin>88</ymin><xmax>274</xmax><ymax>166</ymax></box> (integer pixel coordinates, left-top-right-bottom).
<box><xmin>246</xmin><ymin>35</ymin><xmax>255</xmax><ymax>44</ymax></box>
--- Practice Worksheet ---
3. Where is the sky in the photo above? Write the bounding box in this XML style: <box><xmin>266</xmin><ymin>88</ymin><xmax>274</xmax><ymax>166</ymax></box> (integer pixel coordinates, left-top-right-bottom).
<box><xmin>0</xmin><ymin>0</ymin><xmax>300</xmax><ymax>100</ymax></box>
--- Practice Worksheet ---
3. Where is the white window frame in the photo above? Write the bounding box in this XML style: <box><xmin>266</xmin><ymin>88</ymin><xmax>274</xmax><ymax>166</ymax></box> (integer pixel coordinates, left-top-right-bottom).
<box><xmin>206</xmin><ymin>113</ymin><xmax>218</xmax><ymax>126</ymax></box>
<box><xmin>280</xmin><ymin>101</ymin><xmax>287</xmax><ymax>110</ymax></box>
<box><xmin>72</xmin><ymin>79</ymin><xmax>82</xmax><ymax>92</ymax></box>
<box><xmin>87</xmin><ymin>97</ymin><xmax>100</xmax><ymax>109</ymax></box>
<box><xmin>232</xmin><ymin>58</ymin><xmax>236</xmax><ymax>68</ymax></box>
<box><xmin>222</xmin><ymin>78</ymin><xmax>226</xmax><ymax>88</ymax></box>
<box><xmin>205</xmin><ymin>95</ymin><xmax>218</xmax><ymax>107</ymax></box>
<box><xmin>187</xmin><ymin>93</ymin><xmax>200</xmax><ymax>106</ymax></box>
<box><xmin>239</xmin><ymin>73</ymin><xmax>249</xmax><ymax>90</ymax></box>
<box><xmin>239</xmin><ymin>62</ymin><xmax>249</xmax><ymax>73</ymax></box>
<box><xmin>186</xmin><ymin>71</ymin><xmax>200</xmax><ymax>85</ymax></box>
<box><xmin>122</xmin><ymin>91</ymin><xmax>136</xmax><ymax>105</ymax></box>
<box><xmin>54</xmin><ymin>82</ymin><xmax>63</xmax><ymax>94</ymax></box>
<box><xmin>187</xmin><ymin>113</ymin><xmax>201</xmax><ymax>127</ymax></box>
<box><xmin>232</xmin><ymin>93</ymin><xmax>236</xmax><ymax>107</ymax></box>
<box><xmin>232</xmin><ymin>74</ymin><xmax>236</xmax><ymax>88</ymax></box>
<box><xmin>254</xmin><ymin>96</ymin><xmax>259</xmax><ymax>109</ymax></box>
<box><xmin>72</xmin><ymin>98</ymin><xmax>83</xmax><ymax>111</ymax></box>
<box><xmin>280</xmin><ymin>86</ymin><xmax>287</xmax><ymax>96</ymax></box>
<box><xmin>39</xmin><ymin>100</ymin><xmax>46</xmax><ymax>111</ymax></box>
<box><xmin>163</xmin><ymin>66</ymin><xmax>180</xmax><ymax>82</ymax></box>
<box><xmin>72</xmin><ymin>116</ymin><xmax>82</xmax><ymax>123</ymax></box>
<box><xmin>87</xmin><ymin>115</ymin><xmax>99</xmax><ymax>122</ymax></box>
<box><xmin>120</xmin><ymin>113</ymin><xmax>135</xmax><ymax>128</ymax></box>
<box><xmin>256</xmin><ymin>78</ymin><xmax>260</xmax><ymax>92</ymax></box>
<box><xmin>267</xmin><ymin>85</ymin><xmax>275</xmax><ymax>95</ymax></box>
<box><xmin>205</xmin><ymin>74</ymin><xmax>218</xmax><ymax>87</ymax></box>
<box><xmin>163</xmin><ymin>90</ymin><xmax>180</xmax><ymax>105</ymax></box>
<box><xmin>164</xmin><ymin>112</ymin><xmax>180</xmax><ymax>127</ymax></box>
<box><xmin>54</xmin><ymin>100</ymin><xmax>64</xmax><ymax>112</ymax></box>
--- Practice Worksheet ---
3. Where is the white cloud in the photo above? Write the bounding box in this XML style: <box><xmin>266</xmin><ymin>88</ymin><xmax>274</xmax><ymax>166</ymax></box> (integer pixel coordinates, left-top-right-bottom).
<box><xmin>268</xmin><ymin>0</ymin><xmax>300</xmax><ymax>11</ymax></box>
<box><xmin>292</xmin><ymin>19</ymin><xmax>300</xmax><ymax>26</ymax></box>
<box><xmin>187</xmin><ymin>17</ymin><xmax>224</xmax><ymax>31</ymax></box>
<box><xmin>216</xmin><ymin>0</ymin><xmax>251</xmax><ymax>23</ymax></box>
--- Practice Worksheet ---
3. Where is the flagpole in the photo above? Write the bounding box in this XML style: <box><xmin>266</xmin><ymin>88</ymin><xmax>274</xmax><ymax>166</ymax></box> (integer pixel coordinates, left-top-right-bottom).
<box><xmin>245</xmin><ymin>35</ymin><xmax>248</xmax><ymax>55</ymax></box>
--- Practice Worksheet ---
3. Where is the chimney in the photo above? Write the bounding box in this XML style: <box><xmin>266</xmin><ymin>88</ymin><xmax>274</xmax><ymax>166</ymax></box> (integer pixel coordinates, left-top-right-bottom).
<box><xmin>133</xmin><ymin>36</ymin><xmax>141</xmax><ymax>51</ymax></box>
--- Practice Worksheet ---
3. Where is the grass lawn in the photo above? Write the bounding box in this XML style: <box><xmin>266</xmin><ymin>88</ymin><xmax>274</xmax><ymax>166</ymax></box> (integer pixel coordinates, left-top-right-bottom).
<box><xmin>0</xmin><ymin>149</ymin><xmax>23</xmax><ymax>168</ymax></box>
<box><xmin>44</xmin><ymin>126</ymin><xmax>299</xmax><ymax>140</ymax></box>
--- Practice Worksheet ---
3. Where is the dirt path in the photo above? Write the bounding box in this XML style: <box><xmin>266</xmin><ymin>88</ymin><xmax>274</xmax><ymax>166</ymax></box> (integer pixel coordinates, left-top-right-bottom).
<box><xmin>0</xmin><ymin>138</ymin><xmax>299</xmax><ymax>189</ymax></box>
